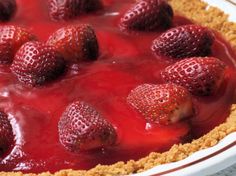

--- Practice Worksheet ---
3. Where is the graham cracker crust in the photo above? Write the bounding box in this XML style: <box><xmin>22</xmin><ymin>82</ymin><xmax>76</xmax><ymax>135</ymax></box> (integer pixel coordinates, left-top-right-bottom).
<box><xmin>1</xmin><ymin>0</ymin><xmax>236</xmax><ymax>175</ymax></box>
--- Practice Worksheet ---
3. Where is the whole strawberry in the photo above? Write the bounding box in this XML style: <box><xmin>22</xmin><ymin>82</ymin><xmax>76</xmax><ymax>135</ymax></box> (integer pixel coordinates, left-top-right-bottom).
<box><xmin>10</xmin><ymin>41</ymin><xmax>65</xmax><ymax>87</ymax></box>
<box><xmin>0</xmin><ymin>25</ymin><xmax>36</xmax><ymax>64</ymax></box>
<box><xmin>151</xmin><ymin>25</ymin><xmax>214</xmax><ymax>59</ymax></box>
<box><xmin>120</xmin><ymin>0</ymin><xmax>173</xmax><ymax>31</ymax></box>
<box><xmin>47</xmin><ymin>24</ymin><xmax>99</xmax><ymax>63</ymax></box>
<box><xmin>161</xmin><ymin>57</ymin><xmax>226</xmax><ymax>96</ymax></box>
<box><xmin>0</xmin><ymin>0</ymin><xmax>16</xmax><ymax>22</ymax></box>
<box><xmin>127</xmin><ymin>83</ymin><xmax>193</xmax><ymax>125</ymax></box>
<box><xmin>48</xmin><ymin>0</ymin><xmax>103</xmax><ymax>21</ymax></box>
<box><xmin>0</xmin><ymin>111</ymin><xmax>14</xmax><ymax>157</ymax></box>
<box><xmin>58</xmin><ymin>101</ymin><xmax>117</xmax><ymax>152</ymax></box>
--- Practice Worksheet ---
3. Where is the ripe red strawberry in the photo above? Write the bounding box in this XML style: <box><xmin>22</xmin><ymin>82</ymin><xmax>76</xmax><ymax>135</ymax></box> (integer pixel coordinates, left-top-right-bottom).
<box><xmin>0</xmin><ymin>25</ymin><xmax>36</xmax><ymax>64</ymax></box>
<box><xmin>48</xmin><ymin>0</ymin><xmax>103</xmax><ymax>21</ymax></box>
<box><xmin>120</xmin><ymin>0</ymin><xmax>173</xmax><ymax>31</ymax></box>
<box><xmin>0</xmin><ymin>111</ymin><xmax>14</xmax><ymax>157</ymax></box>
<box><xmin>161</xmin><ymin>57</ymin><xmax>226</xmax><ymax>96</ymax></box>
<box><xmin>0</xmin><ymin>0</ymin><xmax>16</xmax><ymax>22</ymax></box>
<box><xmin>10</xmin><ymin>41</ymin><xmax>65</xmax><ymax>87</ymax></box>
<box><xmin>151</xmin><ymin>25</ymin><xmax>214</xmax><ymax>59</ymax></box>
<box><xmin>58</xmin><ymin>101</ymin><xmax>117</xmax><ymax>152</ymax></box>
<box><xmin>127</xmin><ymin>83</ymin><xmax>193</xmax><ymax>125</ymax></box>
<box><xmin>47</xmin><ymin>24</ymin><xmax>99</xmax><ymax>63</ymax></box>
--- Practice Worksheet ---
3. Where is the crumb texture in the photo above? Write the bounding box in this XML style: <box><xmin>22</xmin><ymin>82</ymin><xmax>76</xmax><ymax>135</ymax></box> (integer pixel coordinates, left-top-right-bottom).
<box><xmin>169</xmin><ymin>0</ymin><xmax>236</xmax><ymax>48</ymax></box>
<box><xmin>1</xmin><ymin>0</ymin><xmax>236</xmax><ymax>175</ymax></box>
<box><xmin>2</xmin><ymin>105</ymin><xmax>236</xmax><ymax>176</ymax></box>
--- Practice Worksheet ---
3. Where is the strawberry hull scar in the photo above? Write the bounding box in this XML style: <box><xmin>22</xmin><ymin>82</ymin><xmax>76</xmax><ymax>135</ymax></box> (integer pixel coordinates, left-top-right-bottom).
<box><xmin>127</xmin><ymin>83</ymin><xmax>194</xmax><ymax>125</ymax></box>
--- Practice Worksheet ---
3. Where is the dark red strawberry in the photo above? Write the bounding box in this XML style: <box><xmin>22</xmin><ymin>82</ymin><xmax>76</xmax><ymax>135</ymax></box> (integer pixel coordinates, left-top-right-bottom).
<box><xmin>151</xmin><ymin>25</ymin><xmax>214</xmax><ymax>59</ymax></box>
<box><xmin>127</xmin><ymin>83</ymin><xmax>193</xmax><ymax>125</ymax></box>
<box><xmin>48</xmin><ymin>0</ymin><xmax>103</xmax><ymax>21</ymax></box>
<box><xmin>161</xmin><ymin>57</ymin><xmax>226</xmax><ymax>96</ymax></box>
<box><xmin>120</xmin><ymin>0</ymin><xmax>173</xmax><ymax>31</ymax></box>
<box><xmin>47</xmin><ymin>24</ymin><xmax>99</xmax><ymax>63</ymax></box>
<box><xmin>10</xmin><ymin>41</ymin><xmax>65</xmax><ymax>87</ymax></box>
<box><xmin>0</xmin><ymin>0</ymin><xmax>16</xmax><ymax>22</ymax></box>
<box><xmin>0</xmin><ymin>25</ymin><xmax>36</xmax><ymax>64</ymax></box>
<box><xmin>58</xmin><ymin>101</ymin><xmax>117</xmax><ymax>152</ymax></box>
<box><xmin>0</xmin><ymin>111</ymin><xmax>14</xmax><ymax>157</ymax></box>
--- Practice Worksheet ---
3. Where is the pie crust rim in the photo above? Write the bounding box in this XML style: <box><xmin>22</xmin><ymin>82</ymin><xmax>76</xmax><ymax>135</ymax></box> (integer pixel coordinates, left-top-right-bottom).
<box><xmin>1</xmin><ymin>0</ymin><xmax>236</xmax><ymax>175</ymax></box>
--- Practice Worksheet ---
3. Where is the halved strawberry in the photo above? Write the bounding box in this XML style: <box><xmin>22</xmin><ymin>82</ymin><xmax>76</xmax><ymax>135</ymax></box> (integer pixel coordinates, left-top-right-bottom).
<box><xmin>151</xmin><ymin>24</ymin><xmax>214</xmax><ymax>59</ymax></box>
<box><xmin>58</xmin><ymin>101</ymin><xmax>117</xmax><ymax>152</ymax></box>
<box><xmin>47</xmin><ymin>24</ymin><xmax>99</xmax><ymax>63</ymax></box>
<box><xmin>127</xmin><ymin>83</ymin><xmax>194</xmax><ymax>125</ymax></box>
<box><xmin>0</xmin><ymin>111</ymin><xmax>14</xmax><ymax>157</ymax></box>
<box><xmin>120</xmin><ymin>0</ymin><xmax>173</xmax><ymax>31</ymax></box>
<box><xmin>161</xmin><ymin>57</ymin><xmax>226</xmax><ymax>96</ymax></box>
<box><xmin>48</xmin><ymin>0</ymin><xmax>103</xmax><ymax>21</ymax></box>
<box><xmin>10</xmin><ymin>41</ymin><xmax>65</xmax><ymax>87</ymax></box>
<box><xmin>0</xmin><ymin>25</ymin><xmax>36</xmax><ymax>64</ymax></box>
<box><xmin>0</xmin><ymin>0</ymin><xmax>16</xmax><ymax>22</ymax></box>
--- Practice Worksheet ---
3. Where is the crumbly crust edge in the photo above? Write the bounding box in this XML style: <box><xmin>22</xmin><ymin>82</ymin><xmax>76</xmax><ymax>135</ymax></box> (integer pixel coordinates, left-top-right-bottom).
<box><xmin>1</xmin><ymin>0</ymin><xmax>236</xmax><ymax>175</ymax></box>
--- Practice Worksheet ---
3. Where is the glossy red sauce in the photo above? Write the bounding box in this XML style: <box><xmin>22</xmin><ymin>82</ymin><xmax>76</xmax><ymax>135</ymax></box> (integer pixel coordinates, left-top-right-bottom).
<box><xmin>0</xmin><ymin>0</ymin><xmax>236</xmax><ymax>173</ymax></box>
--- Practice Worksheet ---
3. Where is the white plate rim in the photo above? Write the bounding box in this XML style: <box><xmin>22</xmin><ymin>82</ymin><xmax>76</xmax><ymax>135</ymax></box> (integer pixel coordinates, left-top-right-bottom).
<box><xmin>133</xmin><ymin>1</ymin><xmax>236</xmax><ymax>175</ymax></box>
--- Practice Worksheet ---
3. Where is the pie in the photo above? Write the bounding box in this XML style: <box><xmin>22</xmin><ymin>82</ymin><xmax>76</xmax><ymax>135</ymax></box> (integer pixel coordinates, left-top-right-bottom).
<box><xmin>0</xmin><ymin>0</ymin><xmax>236</xmax><ymax>175</ymax></box>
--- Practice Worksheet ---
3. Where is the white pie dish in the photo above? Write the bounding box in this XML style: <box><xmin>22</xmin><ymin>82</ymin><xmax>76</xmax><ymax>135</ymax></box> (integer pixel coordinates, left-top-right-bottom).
<box><xmin>133</xmin><ymin>1</ymin><xmax>236</xmax><ymax>175</ymax></box>
<box><xmin>135</xmin><ymin>132</ymin><xmax>236</xmax><ymax>176</ymax></box>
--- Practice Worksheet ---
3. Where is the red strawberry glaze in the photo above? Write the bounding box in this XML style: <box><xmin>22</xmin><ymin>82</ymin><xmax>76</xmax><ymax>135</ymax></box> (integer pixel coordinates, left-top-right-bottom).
<box><xmin>0</xmin><ymin>0</ymin><xmax>235</xmax><ymax>173</ymax></box>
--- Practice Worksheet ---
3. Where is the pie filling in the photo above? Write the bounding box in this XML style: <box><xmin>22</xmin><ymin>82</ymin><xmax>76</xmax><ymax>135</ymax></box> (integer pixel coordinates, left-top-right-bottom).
<box><xmin>0</xmin><ymin>0</ymin><xmax>236</xmax><ymax>174</ymax></box>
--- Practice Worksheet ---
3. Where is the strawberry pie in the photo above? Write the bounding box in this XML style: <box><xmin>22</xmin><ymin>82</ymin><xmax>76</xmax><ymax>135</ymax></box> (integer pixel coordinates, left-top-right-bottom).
<box><xmin>0</xmin><ymin>0</ymin><xmax>236</xmax><ymax>175</ymax></box>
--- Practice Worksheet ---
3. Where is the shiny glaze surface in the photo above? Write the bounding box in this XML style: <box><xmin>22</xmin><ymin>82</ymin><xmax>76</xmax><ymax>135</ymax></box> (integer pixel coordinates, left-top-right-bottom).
<box><xmin>0</xmin><ymin>0</ymin><xmax>235</xmax><ymax>173</ymax></box>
